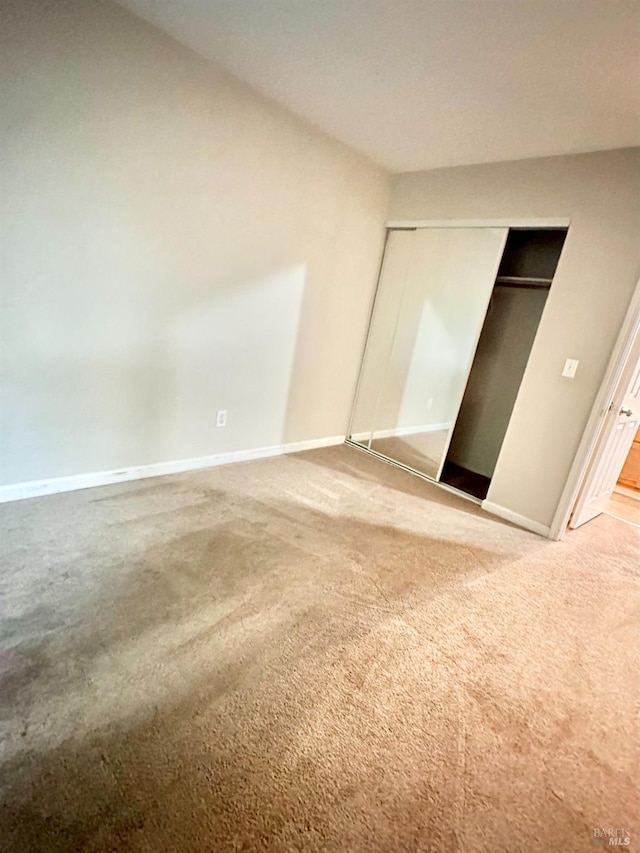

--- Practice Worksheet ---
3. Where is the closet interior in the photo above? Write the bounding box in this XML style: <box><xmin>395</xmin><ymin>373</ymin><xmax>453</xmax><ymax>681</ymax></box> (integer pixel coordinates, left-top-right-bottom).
<box><xmin>347</xmin><ymin>225</ymin><xmax>567</xmax><ymax>501</ymax></box>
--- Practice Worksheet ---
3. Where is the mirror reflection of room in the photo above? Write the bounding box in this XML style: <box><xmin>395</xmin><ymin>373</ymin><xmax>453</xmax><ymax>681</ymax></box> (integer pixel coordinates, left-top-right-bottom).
<box><xmin>348</xmin><ymin>226</ymin><xmax>567</xmax><ymax>500</ymax></box>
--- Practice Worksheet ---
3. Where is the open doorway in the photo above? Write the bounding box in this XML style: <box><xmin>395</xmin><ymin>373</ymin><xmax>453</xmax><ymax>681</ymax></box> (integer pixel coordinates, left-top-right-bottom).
<box><xmin>607</xmin><ymin>443</ymin><xmax>640</xmax><ymax>526</ymax></box>
<box><xmin>568</xmin><ymin>294</ymin><xmax>640</xmax><ymax>531</ymax></box>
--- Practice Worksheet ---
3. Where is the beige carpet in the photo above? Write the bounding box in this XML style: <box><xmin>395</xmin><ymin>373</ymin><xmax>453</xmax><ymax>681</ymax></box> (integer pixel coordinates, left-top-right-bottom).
<box><xmin>0</xmin><ymin>445</ymin><xmax>638</xmax><ymax>852</ymax></box>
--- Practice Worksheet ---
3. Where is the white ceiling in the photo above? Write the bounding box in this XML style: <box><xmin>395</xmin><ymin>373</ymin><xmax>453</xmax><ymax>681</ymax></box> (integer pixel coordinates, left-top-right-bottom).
<box><xmin>116</xmin><ymin>0</ymin><xmax>640</xmax><ymax>173</ymax></box>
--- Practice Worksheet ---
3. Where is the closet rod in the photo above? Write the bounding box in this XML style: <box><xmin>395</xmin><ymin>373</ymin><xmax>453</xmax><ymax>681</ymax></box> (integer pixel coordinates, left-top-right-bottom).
<box><xmin>494</xmin><ymin>281</ymin><xmax>551</xmax><ymax>290</ymax></box>
<box><xmin>495</xmin><ymin>274</ymin><xmax>552</xmax><ymax>286</ymax></box>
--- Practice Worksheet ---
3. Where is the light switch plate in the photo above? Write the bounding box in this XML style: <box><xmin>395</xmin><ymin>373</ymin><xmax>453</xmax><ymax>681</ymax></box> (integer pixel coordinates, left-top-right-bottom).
<box><xmin>562</xmin><ymin>358</ymin><xmax>579</xmax><ymax>379</ymax></box>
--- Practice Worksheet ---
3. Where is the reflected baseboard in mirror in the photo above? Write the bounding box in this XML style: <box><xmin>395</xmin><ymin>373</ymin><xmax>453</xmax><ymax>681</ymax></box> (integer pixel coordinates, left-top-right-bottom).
<box><xmin>349</xmin><ymin>424</ymin><xmax>450</xmax><ymax>480</ymax></box>
<box><xmin>370</xmin><ymin>430</ymin><xmax>449</xmax><ymax>480</ymax></box>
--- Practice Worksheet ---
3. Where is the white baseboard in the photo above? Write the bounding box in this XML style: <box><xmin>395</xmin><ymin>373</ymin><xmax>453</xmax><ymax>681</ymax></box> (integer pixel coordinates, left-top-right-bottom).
<box><xmin>481</xmin><ymin>500</ymin><xmax>551</xmax><ymax>538</ymax></box>
<box><xmin>0</xmin><ymin>435</ymin><xmax>345</xmax><ymax>504</ymax></box>
<box><xmin>614</xmin><ymin>485</ymin><xmax>640</xmax><ymax>502</ymax></box>
<box><xmin>351</xmin><ymin>422</ymin><xmax>450</xmax><ymax>442</ymax></box>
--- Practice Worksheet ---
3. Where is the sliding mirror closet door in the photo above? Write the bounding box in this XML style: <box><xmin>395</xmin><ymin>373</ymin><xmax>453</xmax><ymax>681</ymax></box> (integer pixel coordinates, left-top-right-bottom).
<box><xmin>349</xmin><ymin>230</ymin><xmax>415</xmax><ymax>448</ymax></box>
<box><xmin>370</xmin><ymin>227</ymin><xmax>508</xmax><ymax>478</ymax></box>
<box><xmin>349</xmin><ymin>226</ymin><xmax>508</xmax><ymax>479</ymax></box>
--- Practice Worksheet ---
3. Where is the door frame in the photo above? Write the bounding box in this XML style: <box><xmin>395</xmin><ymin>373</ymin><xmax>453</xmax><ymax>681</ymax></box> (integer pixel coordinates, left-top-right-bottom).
<box><xmin>549</xmin><ymin>275</ymin><xmax>640</xmax><ymax>539</ymax></box>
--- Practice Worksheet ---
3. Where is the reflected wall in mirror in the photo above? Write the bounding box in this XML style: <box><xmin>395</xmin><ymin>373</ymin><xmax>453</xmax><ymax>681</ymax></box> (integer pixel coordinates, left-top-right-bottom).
<box><xmin>348</xmin><ymin>230</ymin><xmax>413</xmax><ymax>449</ymax></box>
<box><xmin>349</xmin><ymin>226</ymin><xmax>508</xmax><ymax>479</ymax></box>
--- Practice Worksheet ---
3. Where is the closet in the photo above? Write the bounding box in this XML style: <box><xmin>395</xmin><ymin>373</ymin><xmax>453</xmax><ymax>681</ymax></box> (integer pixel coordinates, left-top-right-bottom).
<box><xmin>348</xmin><ymin>225</ymin><xmax>567</xmax><ymax>501</ymax></box>
<box><xmin>441</xmin><ymin>229</ymin><xmax>566</xmax><ymax>497</ymax></box>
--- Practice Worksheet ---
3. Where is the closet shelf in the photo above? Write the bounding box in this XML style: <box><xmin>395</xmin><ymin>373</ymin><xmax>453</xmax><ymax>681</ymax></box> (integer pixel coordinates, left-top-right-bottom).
<box><xmin>495</xmin><ymin>275</ymin><xmax>553</xmax><ymax>288</ymax></box>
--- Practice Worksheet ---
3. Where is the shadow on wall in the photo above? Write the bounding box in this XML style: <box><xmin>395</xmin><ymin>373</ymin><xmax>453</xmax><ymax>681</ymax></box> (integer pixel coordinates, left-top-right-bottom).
<box><xmin>166</xmin><ymin>264</ymin><xmax>307</xmax><ymax>458</ymax></box>
<box><xmin>0</xmin><ymin>0</ymin><xmax>389</xmax><ymax>487</ymax></box>
<box><xmin>1</xmin><ymin>262</ymin><xmax>309</xmax><ymax>484</ymax></box>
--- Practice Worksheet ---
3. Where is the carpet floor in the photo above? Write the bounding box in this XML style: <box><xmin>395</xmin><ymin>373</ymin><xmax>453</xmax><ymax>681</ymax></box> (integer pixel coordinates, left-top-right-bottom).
<box><xmin>0</xmin><ymin>445</ymin><xmax>638</xmax><ymax>852</ymax></box>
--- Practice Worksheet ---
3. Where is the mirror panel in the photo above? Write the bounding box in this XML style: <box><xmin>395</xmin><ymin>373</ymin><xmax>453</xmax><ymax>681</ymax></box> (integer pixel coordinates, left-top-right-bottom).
<box><xmin>350</xmin><ymin>227</ymin><xmax>508</xmax><ymax>480</ymax></box>
<box><xmin>348</xmin><ymin>231</ymin><xmax>414</xmax><ymax>447</ymax></box>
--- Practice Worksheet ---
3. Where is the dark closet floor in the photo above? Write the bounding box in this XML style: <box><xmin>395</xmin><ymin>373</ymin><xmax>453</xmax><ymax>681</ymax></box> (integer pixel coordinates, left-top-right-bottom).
<box><xmin>440</xmin><ymin>461</ymin><xmax>491</xmax><ymax>500</ymax></box>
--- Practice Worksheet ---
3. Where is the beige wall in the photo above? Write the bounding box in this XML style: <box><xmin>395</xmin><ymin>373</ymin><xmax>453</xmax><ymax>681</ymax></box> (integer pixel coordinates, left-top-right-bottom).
<box><xmin>390</xmin><ymin>148</ymin><xmax>640</xmax><ymax>527</ymax></box>
<box><xmin>0</xmin><ymin>0</ymin><xmax>390</xmax><ymax>486</ymax></box>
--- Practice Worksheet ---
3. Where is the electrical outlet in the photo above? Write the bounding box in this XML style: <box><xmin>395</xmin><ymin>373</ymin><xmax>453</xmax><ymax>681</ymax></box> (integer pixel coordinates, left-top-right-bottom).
<box><xmin>216</xmin><ymin>409</ymin><xmax>227</xmax><ymax>428</ymax></box>
<box><xmin>427</xmin><ymin>398</ymin><xmax>433</xmax><ymax>410</ymax></box>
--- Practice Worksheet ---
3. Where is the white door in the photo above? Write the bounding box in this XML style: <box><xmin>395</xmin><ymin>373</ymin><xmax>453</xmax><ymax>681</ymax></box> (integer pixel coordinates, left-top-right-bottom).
<box><xmin>570</xmin><ymin>326</ymin><xmax>640</xmax><ymax>528</ymax></box>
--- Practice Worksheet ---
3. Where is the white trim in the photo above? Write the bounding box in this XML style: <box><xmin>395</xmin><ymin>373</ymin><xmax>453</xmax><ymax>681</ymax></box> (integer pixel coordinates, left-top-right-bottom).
<box><xmin>481</xmin><ymin>500</ymin><xmax>551</xmax><ymax>537</ymax></box>
<box><xmin>350</xmin><ymin>422</ymin><xmax>450</xmax><ymax>442</ymax></box>
<box><xmin>385</xmin><ymin>218</ymin><xmax>571</xmax><ymax>230</ymax></box>
<box><xmin>549</xmin><ymin>275</ymin><xmax>640</xmax><ymax>540</ymax></box>
<box><xmin>604</xmin><ymin>511</ymin><xmax>640</xmax><ymax>530</ymax></box>
<box><xmin>434</xmin><ymin>479</ymin><xmax>482</xmax><ymax>506</ymax></box>
<box><xmin>614</xmin><ymin>484</ymin><xmax>640</xmax><ymax>502</ymax></box>
<box><xmin>0</xmin><ymin>435</ymin><xmax>345</xmax><ymax>504</ymax></box>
